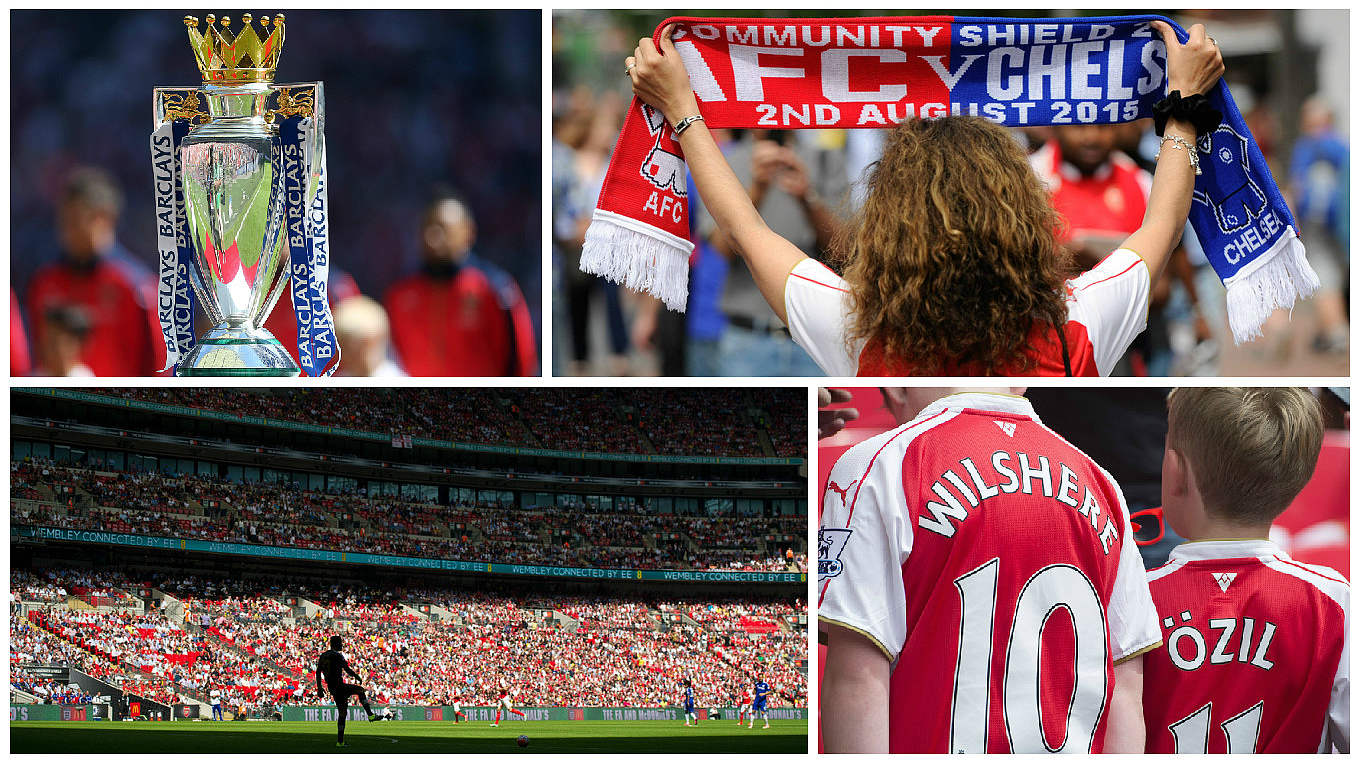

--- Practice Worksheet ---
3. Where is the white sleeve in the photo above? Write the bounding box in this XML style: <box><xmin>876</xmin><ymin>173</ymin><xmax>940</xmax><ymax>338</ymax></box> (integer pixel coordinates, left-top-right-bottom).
<box><xmin>1066</xmin><ymin>249</ymin><xmax>1151</xmax><ymax>377</ymax></box>
<box><xmin>817</xmin><ymin>434</ymin><xmax>913</xmax><ymax>662</ymax></box>
<box><xmin>1326</xmin><ymin>590</ymin><xmax>1350</xmax><ymax>752</ymax></box>
<box><xmin>783</xmin><ymin>259</ymin><xmax>859</xmax><ymax>376</ymax></box>
<box><xmin>1105</xmin><ymin>478</ymin><xmax>1162</xmax><ymax>661</ymax></box>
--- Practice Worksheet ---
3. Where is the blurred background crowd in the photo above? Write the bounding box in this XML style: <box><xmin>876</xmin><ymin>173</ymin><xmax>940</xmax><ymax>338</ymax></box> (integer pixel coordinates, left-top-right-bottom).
<box><xmin>552</xmin><ymin>9</ymin><xmax>1349</xmax><ymax>377</ymax></box>
<box><xmin>11</xmin><ymin>10</ymin><xmax>541</xmax><ymax>377</ymax></box>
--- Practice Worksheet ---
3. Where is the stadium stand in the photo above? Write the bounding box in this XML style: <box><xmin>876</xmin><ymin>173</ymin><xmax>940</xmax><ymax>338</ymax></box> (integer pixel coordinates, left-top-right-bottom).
<box><xmin>12</xmin><ymin>461</ymin><xmax>806</xmax><ymax>573</ymax></box>
<box><xmin>92</xmin><ymin>388</ymin><xmax>804</xmax><ymax>457</ymax></box>
<box><xmin>11</xmin><ymin>567</ymin><xmax>807</xmax><ymax>715</ymax></box>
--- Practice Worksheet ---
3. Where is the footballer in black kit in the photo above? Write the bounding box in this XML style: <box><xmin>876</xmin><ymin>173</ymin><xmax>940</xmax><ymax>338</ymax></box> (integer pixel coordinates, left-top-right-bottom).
<box><xmin>316</xmin><ymin>635</ymin><xmax>386</xmax><ymax>745</ymax></box>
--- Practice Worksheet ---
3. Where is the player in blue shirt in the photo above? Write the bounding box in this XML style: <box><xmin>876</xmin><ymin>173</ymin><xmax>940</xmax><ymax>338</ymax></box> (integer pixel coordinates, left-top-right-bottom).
<box><xmin>749</xmin><ymin>679</ymin><xmax>771</xmax><ymax>729</ymax></box>
<box><xmin>682</xmin><ymin>678</ymin><xmax>697</xmax><ymax>726</ymax></box>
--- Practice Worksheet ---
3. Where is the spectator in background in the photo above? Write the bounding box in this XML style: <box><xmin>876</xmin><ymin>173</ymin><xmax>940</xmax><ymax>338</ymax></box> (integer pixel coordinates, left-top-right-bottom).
<box><xmin>1031</xmin><ymin>124</ymin><xmax>1198</xmax><ymax>376</ymax></box>
<box><xmin>11</xmin><ymin>290</ymin><xmax>31</xmax><ymax>376</ymax></box>
<box><xmin>696</xmin><ymin>130</ymin><xmax>845</xmax><ymax>377</ymax></box>
<box><xmin>1290</xmin><ymin>95</ymin><xmax>1350</xmax><ymax>355</ymax></box>
<box><xmin>385</xmin><ymin>195</ymin><xmax>539</xmax><ymax>377</ymax></box>
<box><xmin>25</xmin><ymin>168</ymin><xmax>163</xmax><ymax>376</ymax></box>
<box><xmin>333</xmin><ymin>296</ymin><xmax>405</xmax><ymax>378</ymax></box>
<box><xmin>562</xmin><ymin>91</ymin><xmax>633</xmax><ymax>377</ymax></box>
<box><xmin>34</xmin><ymin>305</ymin><xmax>93</xmax><ymax>377</ymax></box>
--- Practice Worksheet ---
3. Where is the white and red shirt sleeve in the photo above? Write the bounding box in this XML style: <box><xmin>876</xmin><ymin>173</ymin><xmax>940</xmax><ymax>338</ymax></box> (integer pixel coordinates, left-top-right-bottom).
<box><xmin>1065</xmin><ymin>249</ymin><xmax>1151</xmax><ymax>376</ymax></box>
<box><xmin>816</xmin><ymin>406</ymin><xmax>960</xmax><ymax>658</ymax></box>
<box><xmin>1095</xmin><ymin>459</ymin><xmax>1163</xmax><ymax>660</ymax></box>
<box><xmin>784</xmin><ymin>258</ymin><xmax>858</xmax><ymax>377</ymax></box>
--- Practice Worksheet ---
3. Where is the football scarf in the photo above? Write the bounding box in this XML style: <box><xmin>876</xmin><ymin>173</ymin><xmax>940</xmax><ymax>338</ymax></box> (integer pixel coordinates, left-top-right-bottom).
<box><xmin>581</xmin><ymin>15</ymin><xmax>1317</xmax><ymax>343</ymax></box>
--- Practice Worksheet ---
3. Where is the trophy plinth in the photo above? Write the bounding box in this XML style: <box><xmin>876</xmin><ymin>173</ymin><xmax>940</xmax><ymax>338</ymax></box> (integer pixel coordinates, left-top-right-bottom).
<box><xmin>177</xmin><ymin>320</ymin><xmax>298</xmax><ymax>376</ymax></box>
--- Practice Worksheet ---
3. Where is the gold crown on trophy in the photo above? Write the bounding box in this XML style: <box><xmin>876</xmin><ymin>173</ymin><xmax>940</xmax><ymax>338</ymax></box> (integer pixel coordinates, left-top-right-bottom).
<box><xmin>184</xmin><ymin>13</ymin><xmax>285</xmax><ymax>84</ymax></box>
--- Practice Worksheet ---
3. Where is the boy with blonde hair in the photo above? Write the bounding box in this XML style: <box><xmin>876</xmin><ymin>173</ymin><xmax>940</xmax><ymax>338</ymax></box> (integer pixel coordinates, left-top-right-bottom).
<box><xmin>1144</xmin><ymin>387</ymin><xmax>1348</xmax><ymax>753</ymax></box>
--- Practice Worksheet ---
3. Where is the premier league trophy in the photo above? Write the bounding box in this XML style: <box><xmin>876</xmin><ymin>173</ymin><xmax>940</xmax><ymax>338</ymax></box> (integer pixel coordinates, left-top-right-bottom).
<box><xmin>151</xmin><ymin>13</ymin><xmax>338</xmax><ymax>376</ymax></box>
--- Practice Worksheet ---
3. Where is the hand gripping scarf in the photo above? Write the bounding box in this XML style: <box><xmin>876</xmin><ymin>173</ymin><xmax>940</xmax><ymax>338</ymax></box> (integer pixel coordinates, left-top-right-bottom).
<box><xmin>581</xmin><ymin>15</ymin><xmax>1318</xmax><ymax>344</ymax></box>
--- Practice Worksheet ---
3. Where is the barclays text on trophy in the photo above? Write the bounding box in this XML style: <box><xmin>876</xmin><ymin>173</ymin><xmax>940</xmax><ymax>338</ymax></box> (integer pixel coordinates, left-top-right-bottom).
<box><xmin>151</xmin><ymin>13</ymin><xmax>339</xmax><ymax>376</ymax></box>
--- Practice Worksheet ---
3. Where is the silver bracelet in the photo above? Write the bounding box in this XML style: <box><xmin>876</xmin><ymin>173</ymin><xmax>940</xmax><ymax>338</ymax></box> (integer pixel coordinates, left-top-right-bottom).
<box><xmin>672</xmin><ymin>114</ymin><xmax>704</xmax><ymax>136</ymax></box>
<box><xmin>1155</xmin><ymin>135</ymin><xmax>1201</xmax><ymax>176</ymax></box>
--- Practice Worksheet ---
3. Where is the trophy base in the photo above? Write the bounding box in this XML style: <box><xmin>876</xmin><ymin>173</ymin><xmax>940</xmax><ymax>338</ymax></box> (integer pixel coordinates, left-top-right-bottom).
<box><xmin>177</xmin><ymin>324</ymin><xmax>301</xmax><ymax>377</ymax></box>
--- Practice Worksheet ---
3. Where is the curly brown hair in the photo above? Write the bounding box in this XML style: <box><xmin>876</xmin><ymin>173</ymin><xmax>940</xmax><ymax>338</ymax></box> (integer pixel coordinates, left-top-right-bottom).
<box><xmin>834</xmin><ymin>117</ymin><xmax>1071</xmax><ymax>375</ymax></box>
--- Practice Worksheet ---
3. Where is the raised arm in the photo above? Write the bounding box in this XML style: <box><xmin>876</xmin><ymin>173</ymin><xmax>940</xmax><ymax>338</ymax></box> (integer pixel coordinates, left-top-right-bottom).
<box><xmin>628</xmin><ymin>25</ymin><xmax>808</xmax><ymax>323</ymax></box>
<box><xmin>1121</xmin><ymin>21</ymin><xmax>1225</xmax><ymax>284</ymax></box>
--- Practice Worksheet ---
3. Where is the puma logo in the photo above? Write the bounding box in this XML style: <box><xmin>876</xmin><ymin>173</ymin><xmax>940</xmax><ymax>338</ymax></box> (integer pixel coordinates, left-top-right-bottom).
<box><xmin>826</xmin><ymin>478</ymin><xmax>857</xmax><ymax>509</ymax></box>
<box><xmin>995</xmin><ymin>420</ymin><xmax>1017</xmax><ymax>437</ymax></box>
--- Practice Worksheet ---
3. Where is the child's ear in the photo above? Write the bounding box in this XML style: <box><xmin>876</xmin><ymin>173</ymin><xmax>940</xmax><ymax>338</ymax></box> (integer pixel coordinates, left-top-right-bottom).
<box><xmin>1163</xmin><ymin>445</ymin><xmax>1188</xmax><ymax>497</ymax></box>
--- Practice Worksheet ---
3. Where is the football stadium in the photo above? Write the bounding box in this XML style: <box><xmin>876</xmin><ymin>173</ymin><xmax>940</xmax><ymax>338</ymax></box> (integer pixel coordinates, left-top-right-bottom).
<box><xmin>10</xmin><ymin>388</ymin><xmax>809</xmax><ymax>752</ymax></box>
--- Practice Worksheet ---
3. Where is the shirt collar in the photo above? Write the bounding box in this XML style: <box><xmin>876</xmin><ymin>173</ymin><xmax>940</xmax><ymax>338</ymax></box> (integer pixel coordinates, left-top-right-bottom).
<box><xmin>1168</xmin><ymin>539</ymin><xmax>1286</xmax><ymax>563</ymax></box>
<box><xmin>916</xmin><ymin>392</ymin><xmax>1038</xmax><ymax>421</ymax></box>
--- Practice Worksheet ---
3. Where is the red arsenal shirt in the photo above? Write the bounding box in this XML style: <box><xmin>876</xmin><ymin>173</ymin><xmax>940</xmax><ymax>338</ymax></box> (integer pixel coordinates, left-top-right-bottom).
<box><xmin>24</xmin><ymin>250</ymin><xmax>165</xmax><ymax>377</ymax></box>
<box><xmin>1030</xmin><ymin>141</ymin><xmax>1152</xmax><ymax>244</ymax></box>
<box><xmin>1143</xmin><ymin>540</ymin><xmax>1349</xmax><ymax>753</ymax></box>
<box><xmin>383</xmin><ymin>256</ymin><xmax>538</xmax><ymax>377</ymax></box>
<box><xmin>818</xmin><ymin>393</ymin><xmax>1159</xmax><ymax>753</ymax></box>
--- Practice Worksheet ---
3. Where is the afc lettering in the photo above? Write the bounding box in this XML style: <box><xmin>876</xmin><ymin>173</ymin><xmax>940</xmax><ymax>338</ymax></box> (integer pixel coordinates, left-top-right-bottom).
<box><xmin>643</xmin><ymin>192</ymin><xmax>684</xmax><ymax>223</ymax></box>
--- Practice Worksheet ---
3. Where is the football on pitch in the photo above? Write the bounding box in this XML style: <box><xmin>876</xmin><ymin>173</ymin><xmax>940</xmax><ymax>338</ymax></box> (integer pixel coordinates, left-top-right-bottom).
<box><xmin>516</xmin><ymin>735</ymin><xmax>530</xmax><ymax>747</ymax></box>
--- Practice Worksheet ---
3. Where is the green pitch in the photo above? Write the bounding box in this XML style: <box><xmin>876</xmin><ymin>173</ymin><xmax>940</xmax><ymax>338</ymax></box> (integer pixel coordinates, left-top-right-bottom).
<box><xmin>10</xmin><ymin>719</ymin><xmax>807</xmax><ymax>754</ymax></box>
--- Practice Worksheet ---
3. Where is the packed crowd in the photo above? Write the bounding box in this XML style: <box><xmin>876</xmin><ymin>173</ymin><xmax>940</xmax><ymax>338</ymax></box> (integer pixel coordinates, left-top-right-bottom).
<box><xmin>9</xmin><ymin>568</ymin><xmax>807</xmax><ymax>714</ymax></box>
<box><xmin>82</xmin><ymin>387</ymin><xmax>804</xmax><ymax>457</ymax></box>
<box><xmin>13</xmin><ymin>460</ymin><xmax>807</xmax><ymax>573</ymax></box>
<box><xmin>10</xmin><ymin>612</ymin><xmax>180</xmax><ymax>706</ymax></box>
<box><xmin>10</xmin><ymin>673</ymin><xmax>94</xmax><ymax>704</ymax></box>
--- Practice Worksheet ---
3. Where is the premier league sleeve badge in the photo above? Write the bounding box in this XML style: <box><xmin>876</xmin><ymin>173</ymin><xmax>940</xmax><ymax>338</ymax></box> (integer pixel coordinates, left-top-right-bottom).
<box><xmin>818</xmin><ymin>527</ymin><xmax>853</xmax><ymax>581</ymax></box>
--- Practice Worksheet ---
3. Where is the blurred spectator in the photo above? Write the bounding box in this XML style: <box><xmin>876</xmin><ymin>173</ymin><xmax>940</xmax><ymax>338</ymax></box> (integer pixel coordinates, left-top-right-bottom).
<box><xmin>562</xmin><ymin>91</ymin><xmax>633</xmax><ymax>376</ymax></box>
<box><xmin>333</xmin><ymin>295</ymin><xmax>405</xmax><ymax>377</ymax></box>
<box><xmin>1031</xmin><ymin>125</ymin><xmax>1177</xmax><ymax>375</ymax></box>
<box><xmin>34</xmin><ymin>305</ymin><xmax>94</xmax><ymax>377</ymax></box>
<box><xmin>385</xmin><ymin>195</ymin><xmax>538</xmax><ymax>376</ymax></box>
<box><xmin>695</xmin><ymin>130</ymin><xmax>844</xmax><ymax>376</ymax></box>
<box><xmin>24</xmin><ymin>167</ymin><xmax>163</xmax><ymax>377</ymax></box>
<box><xmin>1290</xmin><ymin>95</ymin><xmax>1350</xmax><ymax>355</ymax></box>
<box><xmin>11</xmin><ymin>290</ymin><xmax>31</xmax><ymax>376</ymax></box>
<box><xmin>1032</xmin><ymin>125</ymin><xmax>1149</xmax><ymax>272</ymax></box>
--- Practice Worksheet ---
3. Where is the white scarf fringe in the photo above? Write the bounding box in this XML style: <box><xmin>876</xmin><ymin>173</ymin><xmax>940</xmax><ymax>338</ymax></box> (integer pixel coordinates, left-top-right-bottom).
<box><xmin>1223</xmin><ymin>229</ymin><xmax>1320</xmax><ymax>344</ymax></box>
<box><xmin>580</xmin><ymin>209</ymin><xmax>694</xmax><ymax>312</ymax></box>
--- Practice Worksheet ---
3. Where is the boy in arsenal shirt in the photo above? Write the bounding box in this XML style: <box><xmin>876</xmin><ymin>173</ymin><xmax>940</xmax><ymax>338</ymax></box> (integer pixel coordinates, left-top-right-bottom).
<box><xmin>819</xmin><ymin>387</ymin><xmax>1160</xmax><ymax>753</ymax></box>
<box><xmin>1143</xmin><ymin>387</ymin><xmax>1348</xmax><ymax>753</ymax></box>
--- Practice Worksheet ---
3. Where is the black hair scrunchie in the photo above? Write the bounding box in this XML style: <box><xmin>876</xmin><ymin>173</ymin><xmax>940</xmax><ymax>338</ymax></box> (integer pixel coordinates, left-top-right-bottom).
<box><xmin>1153</xmin><ymin>90</ymin><xmax>1223</xmax><ymax>137</ymax></box>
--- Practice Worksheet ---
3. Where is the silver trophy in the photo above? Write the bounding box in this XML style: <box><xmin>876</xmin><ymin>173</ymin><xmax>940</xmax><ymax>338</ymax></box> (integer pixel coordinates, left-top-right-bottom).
<box><xmin>153</xmin><ymin>13</ymin><xmax>326</xmax><ymax>376</ymax></box>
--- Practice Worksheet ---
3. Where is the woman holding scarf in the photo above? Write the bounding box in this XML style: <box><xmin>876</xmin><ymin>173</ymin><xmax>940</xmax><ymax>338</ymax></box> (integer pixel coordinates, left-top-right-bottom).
<box><xmin>625</xmin><ymin>20</ymin><xmax>1224</xmax><ymax>376</ymax></box>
